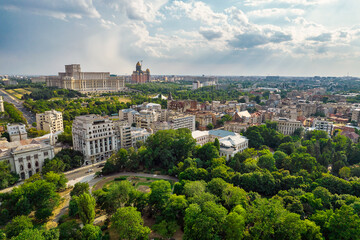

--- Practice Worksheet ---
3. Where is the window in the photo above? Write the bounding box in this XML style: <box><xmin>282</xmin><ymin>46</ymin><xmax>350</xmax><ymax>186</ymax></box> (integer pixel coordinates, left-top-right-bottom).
<box><xmin>20</xmin><ymin>165</ymin><xmax>24</xmax><ymax>171</ymax></box>
<box><xmin>34</xmin><ymin>154</ymin><xmax>38</xmax><ymax>159</ymax></box>
<box><xmin>44</xmin><ymin>152</ymin><xmax>48</xmax><ymax>156</ymax></box>
<box><xmin>18</xmin><ymin>157</ymin><xmax>23</xmax><ymax>162</ymax></box>
<box><xmin>26</xmin><ymin>156</ymin><xmax>31</xmax><ymax>160</ymax></box>
<box><xmin>28</xmin><ymin>163</ymin><xmax>31</xmax><ymax>169</ymax></box>
<box><xmin>35</xmin><ymin>161</ymin><xmax>39</xmax><ymax>167</ymax></box>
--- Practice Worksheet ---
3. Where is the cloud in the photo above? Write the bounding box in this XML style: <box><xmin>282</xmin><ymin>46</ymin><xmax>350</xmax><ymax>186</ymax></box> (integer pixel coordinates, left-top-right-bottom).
<box><xmin>0</xmin><ymin>0</ymin><xmax>100</xmax><ymax>20</ymax></box>
<box><xmin>244</xmin><ymin>0</ymin><xmax>337</xmax><ymax>7</ymax></box>
<box><xmin>248</xmin><ymin>8</ymin><xmax>305</xmax><ymax>19</ymax></box>
<box><xmin>307</xmin><ymin>33</ymin><xmax>332</xmax><ymax>42</ymax></box>
<box><xmin>105</xmin><ymin>0</ymin><xmax>168</xmax><ymax>22</ymax></box>
<box><xmin>199</xmin><ymin>28</ymin><xmax>223</xmax><ymax>40</ymax></box>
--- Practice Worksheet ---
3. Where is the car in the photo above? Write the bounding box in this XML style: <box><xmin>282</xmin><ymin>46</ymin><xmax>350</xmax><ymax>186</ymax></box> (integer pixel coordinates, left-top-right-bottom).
<box><xmin>97</xmin><ymin>163</ymin><xmax>105</xmax><ymax>168</ymax></box>
<box><xmin>86</xmin><ymin>169</ymin><xmax>94</xmax><ymax>173</ymax></box>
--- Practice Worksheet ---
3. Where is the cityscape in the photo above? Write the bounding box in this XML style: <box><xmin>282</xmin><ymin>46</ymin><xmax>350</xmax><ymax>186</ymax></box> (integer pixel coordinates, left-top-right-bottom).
<box><xmin>1</xmin><ymin>1</ymin><xmax>360</xmax><ymax>240</ymax></box>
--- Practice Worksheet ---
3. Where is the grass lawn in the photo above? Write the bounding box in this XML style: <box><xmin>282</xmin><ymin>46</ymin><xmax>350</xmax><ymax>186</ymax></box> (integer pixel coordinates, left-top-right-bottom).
<box><xmin>100</xmin><ymin>176</ymin><xmax>174</xmax><ymax>192</ymax></box>
<box><xmin>5</xmin><ymin>88</ymin><xmax>32</xmax><ymax>99</ymax></box>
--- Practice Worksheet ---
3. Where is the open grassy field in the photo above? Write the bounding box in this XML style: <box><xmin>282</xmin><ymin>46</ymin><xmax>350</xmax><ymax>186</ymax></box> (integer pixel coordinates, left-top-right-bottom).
<box><xmin>5</xmin><ymin>88</ymin><xmax>31</xmax><ymax>99</ymax></box>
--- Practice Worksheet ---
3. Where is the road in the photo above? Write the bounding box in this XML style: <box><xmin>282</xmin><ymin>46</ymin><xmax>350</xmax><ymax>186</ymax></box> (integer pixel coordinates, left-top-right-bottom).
<box><xmin>0</xmin><ymin>88</ymin><xmax>36</xmax><ymax>125</ymax></box>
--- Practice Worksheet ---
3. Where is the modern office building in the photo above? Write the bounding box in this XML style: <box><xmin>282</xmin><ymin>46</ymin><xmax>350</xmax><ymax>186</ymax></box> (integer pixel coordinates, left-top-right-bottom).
<box><xmin>72</xmin><ymin>115</ymin><xmax>116</xmax><ymax>164</ymax></box>
<box><xmin>46</xmin><ymin>64</ymin><xmax>125</xmax><ymax>93</ymax></box>
<box><xmin>36</xmin><ymin>110</ymin><xmax>64</xmax><ymax>134</ymax></box>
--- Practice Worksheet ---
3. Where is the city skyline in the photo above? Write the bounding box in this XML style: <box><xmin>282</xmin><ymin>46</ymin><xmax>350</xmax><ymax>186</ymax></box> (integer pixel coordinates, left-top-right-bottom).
<box><xmin>1</xmin><ymin>0</ymin><xmax>360</xmax><ymax>76</ymax></box>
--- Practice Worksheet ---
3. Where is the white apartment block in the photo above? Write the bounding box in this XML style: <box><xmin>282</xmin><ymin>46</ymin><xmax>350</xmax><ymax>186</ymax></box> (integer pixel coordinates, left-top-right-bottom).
<box><xmin>72</xmin><ymin>115</ymin><xmax>116</xmax><ymax>165</ymax></box>
<box><xmin>0</xmin><ymin>96</ymin><xmax>4</xmax><ymax>112</ymax></box>
<box><xmin>136</xmin><ymin>110</ymin><xmax>159</xmax><ymax>129</ymax></box>
<box><xmin>119</xmin><ymin>109</ymin><xmax>139</xmax><ymax>125</ymax></box>
<box><xmin>131</xmin><ymin>127</ymin><xmax>151</xmax><ymax>148</ymax></box>
<box><xmin>275</xmin><ymin>118</ymin><xmax>303</xmax><ymax>135</ymax></box>
<box><xmin>114</xmin><ymin>120</ymin><xmax>132</xmax><ymax>149</ymax></box>
<box><xmin>168</xmin><ymin>114</ymin><xmax>196</xmax><ymax>132</ymax></box>
<box><xmin>36</xmin><ymin>110</ymin><xmax>64</xmax><ymax>133</ymax></box>
<box><xmin>192</xmin><ymin>129</ymin><xmax>249</xmax><ymax>160</ymax></box>
<box><xmin>0</xmin><ymin>136</ymin><xmax>54</xmax><ymax>180</ymax></box>
<box><xmin>313</xmin><ymin>120</ymin><xmax>334</xmax><ymax>135</ymax></box>
<box><xmin>7</xmin><ymin>123</ymin><xmax>27</xmax><ymax>142</ymax></box>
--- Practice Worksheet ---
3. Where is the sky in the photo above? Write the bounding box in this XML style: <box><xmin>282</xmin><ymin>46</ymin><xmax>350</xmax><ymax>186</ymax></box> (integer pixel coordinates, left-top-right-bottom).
<box><xmin>1</xmin><ymin>0</ymin><xmax>360</xmax><ymax>76</ymax></box>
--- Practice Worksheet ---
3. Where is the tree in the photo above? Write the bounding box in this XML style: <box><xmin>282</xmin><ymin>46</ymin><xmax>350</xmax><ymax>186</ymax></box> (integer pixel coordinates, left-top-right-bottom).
<box><xmin>258</xmin><ymin>154</ymin><xmax>277</xmax><ymax>171</ymax></box>
<box><xmin>5</xmin><ymin>215</ymin><xmax>33</xmax><ymax>238</ymax></box>
<box><xmin>327</xmin><ymin>205</ymin><xmax>360</xmax><ymax>240</ymax></box>
<box><xmin>77</xmin><ymin>193</ymin><xmax>96</xmax><ymax>225</ymax></box>
<box><xmin>81</xmin><ymin>224</ymin><xmax>102</xmax><ymax>240</ymax></box>
<box><xmin>71</xmin><ymin>182</ymin><xmax>90</xmax><ymax>197</ymax></box>
<box><xmin>0</xmin><ymin>161</ymin><xmax>19</xmax><ymax>190</ymax></box>
<box><xmin>11</xmin><ymin>229</ymin><xmax>45</xmax><ymax>240</ymax></box>
<box><xmin>223</xmin><ymin>212</ymin><xmax>245</xmax><ymax>240</ymax></box>
<box><xmin>111</xmin><ymin>207</ymin><xmax>150</xmax><ymax>240</ymax></box>
<box><xmin>152</xmin><ymin>220</ymin><xmax>179</xmax><ymax>239</ymax></box>
<box><xmin>149</xmin><ymin>180</ymin><xmax>172</xmax><ymax>213</ymax></box>
<box><xmin>206</xmin><ymin>123</ymin><xmax>214</xmax><ymax>130</ymax></box>
<box><xmin>278</xmin><ymin>142</ymin><xmax>295</xmax><ymax>155</ymax></box>
<box><xmin>214</xmin><ymin>138</ymin><xmax>220</xmax><ymax>151</ymax></box>
<box><xmin>58</xmin><ymin>220</ymin><xmax>82</xmax><ymax>240</ymax></box>
<box><xmin>41</xmin><ymin>158</ymin><xmax>66</xmax><ymax>174</ymax></box>
<box><xmin>196</xmin><ymin>143</ymin><xmax>219</xmax><ymax>164</ymax></box>
<box><xmin>104</xmin><ymin>180</ymin><xmax>135</xmax><ymax>214</ymax></box>
<box><xmin>339</xmin><ymin>167</ymin><xmax>351</xmax><ymax>179</ymax></box>
<box><xmin>43</xmin><ymin>171</ymin><xmax>68</xmax><ymax>190</ymax></box>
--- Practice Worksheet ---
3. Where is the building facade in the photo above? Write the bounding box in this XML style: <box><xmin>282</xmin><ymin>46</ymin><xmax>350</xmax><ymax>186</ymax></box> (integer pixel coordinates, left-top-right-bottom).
<box><xmin>313</xmin><ymin>120</ymin><xmax>334</xmax><ymax>135</ymax></box>
<box><xmin>46</xmin><ymin>64</ymin><xmax>125</xmax><ymax>93</ymax></box>
<box><xmin>0</xmin><ymin>96</ymin><xmax>4</xmax><ymax>112</ymax></box>
<box><xmin>0</xmin><ymin>137</ymin><xmax>55</xmax><ymax>180</ymax></box>
<box><xmin>275</xmin><ymin>118</ymin><xmax>303</xmax><ymax>135</ymax></box>
<box><xmin>131</xmin><ymin>62</ymin><xmax>150</xmax><ymax>83</ymax></box>
<box><xmin>72</xmin><ymin>115</ymin><xmax>116</xmax><ymax>165</ymax></box>
<box><xmin>36</xmin><ymin>110</ymin><xmax>64</xmax><ymax>133</ymax></box>
<box><xmin>7</xmin><ymin>123</ymin><xmax>27</xmax><ymax>142</ymax></box>
<box><xmin>192</xmin><ymin>129</ymin><xmax>249</xmax><ymax>160</ymax></box>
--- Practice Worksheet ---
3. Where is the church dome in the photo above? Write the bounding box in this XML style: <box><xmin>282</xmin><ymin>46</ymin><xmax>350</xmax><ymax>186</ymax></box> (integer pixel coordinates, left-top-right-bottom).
<box><xmin>146</xmin><ymin>68</ymin><xmax>150</xmax><ymax>73</ymax></box>
<box><xmin>136</xmin><ymin>61</ymin><xmax>141</xmax><ymax>66</ymax></box>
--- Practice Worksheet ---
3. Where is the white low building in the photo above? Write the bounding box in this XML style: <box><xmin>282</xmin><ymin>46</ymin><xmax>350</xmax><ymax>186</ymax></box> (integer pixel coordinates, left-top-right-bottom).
<box><xmin>313</xmin><ymin>119</ymin><xmax>334</xmax><ymax>135</ymax></box>
<box><xmin>0</xmin><ymin>136</ymin><xmax>55</xmax><ymax>180</ymax></box>
<box><xmin>192</xmin><ymin>129</ymin><xmax>249</xmax><ymax>160</ymax></box>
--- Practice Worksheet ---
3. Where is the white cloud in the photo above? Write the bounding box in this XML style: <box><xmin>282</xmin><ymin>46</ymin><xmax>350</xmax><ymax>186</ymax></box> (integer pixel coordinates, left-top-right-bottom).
<box><xmin>104</xmin><ymin>0</ymin><xmax>168</xmax><ymax>22</ymax></box>
<box><xmin>0</xmin><ymin>0</ymin><xmax>100</xmax><ymax>20</ymax></box>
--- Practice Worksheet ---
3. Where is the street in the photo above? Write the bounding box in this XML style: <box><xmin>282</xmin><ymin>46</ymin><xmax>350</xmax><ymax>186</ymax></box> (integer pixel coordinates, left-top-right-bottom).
<box><xmin>0</xmin><ymin>88</ymin><xmax>36</xmax><ymax>125</ymax></box>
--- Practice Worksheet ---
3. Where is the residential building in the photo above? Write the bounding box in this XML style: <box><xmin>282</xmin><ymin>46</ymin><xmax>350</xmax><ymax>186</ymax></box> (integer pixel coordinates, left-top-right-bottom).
<box><xmin>131</xmin><ymin>127</ymin><xmax>151</xmax><ymax>148</ymax></box>
<box><xmin>131</xmin><ymin>62</ymin><xmax>150</xmax><ymax>83</ymax></box>
<box><xmin>72</xmin><ymin>115</ymin><xmax>116</xmax><ymax>165</ymax></box>
<box><xmin>275</xmin><ymin>118</ymin><xmax>303</xmax><ymax>135</ymax></box>
<box><xmin>119</xmin><ymin>109</ymin><xmax>139</xmax><ymax>125</ymax></box>
<box><xmin>352</xmin><ymin>109</ymin><xmax>360</xmax><ymax>124</ymax></box>
<box><xmin>136</xmin><ymin>110</ymin><xmax>159</xmax><ymax>129</ymax></box>
<box><xmin>168</xmin><ymin>114</ymin><xmax>196</xmax><ymax>131</ymax></box>
<box><xmin>114</xmin><ymin>120</ymin><xmax>132</xmax><ymax>149</ymax></box>
<box><xmin>7</xmin><ymin>123</ymin><xmax>27</xmax><ymax>142</ymax></box>
<box><xmin>36</xmin><ymin>110</ymin><xmax>64</xmax><ymax>134</ymax></box>
<box><xmin>224</xmin><ymin>122</ymin><xmax>248</xmax><ymax>133</ymax></box>
<box><xmin>46</xmin><ymin>64</ymin><xmax>125</xmax><ymax>93</ymax></box>
<box><xmin>0</xmin><ymin>96</ymin><xmax>4</xmax><ymax>112</ymax></box>
<box><xmin>0</xmin><ymin>136</ymin><xmax>55</xmax><ymax>180</ymax></box>
<box><xmin>192</xmin><ymin>129</ymin><xmax>249</xmax><ymax>160</ymax></box>
<box><xmin>340</xmin><ymin>131</ymin><xmax>359</xmax><ymax>143</ymax></box>
<box><xmin>313</xmin><ymin>120</ymin><xmax>334</xmax><ymax>135</ymax></box>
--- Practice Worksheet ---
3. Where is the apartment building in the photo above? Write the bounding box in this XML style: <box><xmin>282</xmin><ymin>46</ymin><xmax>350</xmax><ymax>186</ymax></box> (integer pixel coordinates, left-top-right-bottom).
<box><xmin>275</xmin><ymin>118</ymin><xmax>303</xmax><ymax>135</ymax></box>
<box><xmin>7</xmin><ymin>123</ymin><xmax>27</xmax><ymax>142</ymax></box>
<box><xmin>0</xmin><ymin>96</ymin><xmax>4</xmax><ymax>112</ymax></box>
<box><xmin>131</xmin><ymin>127</ymin><xmax>151</xmax><ymax>148</ymax></box>
<box><xmin>313</xmin><ymin>120</ymin><xmax>334</xmax><ymax>135</ymax></box>
<box><xmin>113</xmin><ymin>120</ymin><xmax>132</xmax><ymax>149</ymax></box>
<box><xmin>72</xmin><ymin>115</ymin><xmax>116</xmax><ymax>164</ymax></box>
<box><xmin>168</xmin><ymin>114</ymin><xmax>196</xmax><ymax>131</ymax></box>
<box><xmin>36</xmin><ymin>110</ymin><xmax>64</xmax><ymax>133</ymax></box>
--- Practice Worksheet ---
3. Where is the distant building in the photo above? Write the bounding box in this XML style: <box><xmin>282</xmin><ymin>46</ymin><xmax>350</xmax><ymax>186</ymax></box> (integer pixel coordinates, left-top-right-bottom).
<box><xmin>0</xmin><ymin>96</ymin><xmax>4</xmax><ymax>112</ymax></box>
<box><xmin>46</xmin><ymin>64</ymin><xmax>125</xmax><ymax>93</ymax></box>
<box><xmin>114</xmin><ymin>121</ymin><xmax>132</xmax><ymax>149</ymax></box>
<box><xmin>275</xmin><ymin>118</ymin><xmax>303</xmax><ymax>135</ymax></box>
<box><xmin>30</xmin><ymin>76</ymin><xmax>46</xmax><ymax>83</ymax></box>
<box><xmin>192</xmin><ymin>129</ymin><xmax>249</xmax><ymax>160</ymax></box>
<box><xmin>7</xmin><ymin>123</ymin><xmax>27</xmax><ymax>142</ymax></box>
<box><xmin>313</xmin><ymin>120</ymin><xmax>334</xmax><ymax>135</ymax></box>
<box><xmin>36</xmin><ymin>110</ymin><xmax>64</xmax><ymax>134</ymax></box>
<box><xmin>352</xmin><ymin>109</ymin><xmax>360</xmax><ymax>125</ymax></box>
<box><xmin>72</xmin><ymin>115</ymin><xmax>116</xmax><ymax>164</ymax></box>
<box><xmin>131</xmin><ymin>127</ymin><xmax>151</xmax><ymax>148</ymax></box>
<box><xmin>131</xmin><ymin>62</ymin><xmax>150</xmax><ymax>83</ymax></box>
<box><xmin>0</xmin><ymin>136</ymin><xmax>55</xmax><ymax>180</ymax></box>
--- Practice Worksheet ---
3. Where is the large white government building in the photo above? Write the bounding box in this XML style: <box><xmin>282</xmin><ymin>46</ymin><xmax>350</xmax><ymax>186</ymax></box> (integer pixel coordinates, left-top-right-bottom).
<box><xmin>46</xmin><ymin>64</ymin><xmax>125</xmax><ymax>93</ymax></box>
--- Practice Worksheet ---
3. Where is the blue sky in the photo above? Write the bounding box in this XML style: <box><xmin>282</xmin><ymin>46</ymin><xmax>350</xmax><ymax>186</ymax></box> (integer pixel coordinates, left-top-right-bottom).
<box><xmin>1</xmin><ymin>0</ymin><xmax>360</xmax><ymax>76</ymax></box>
